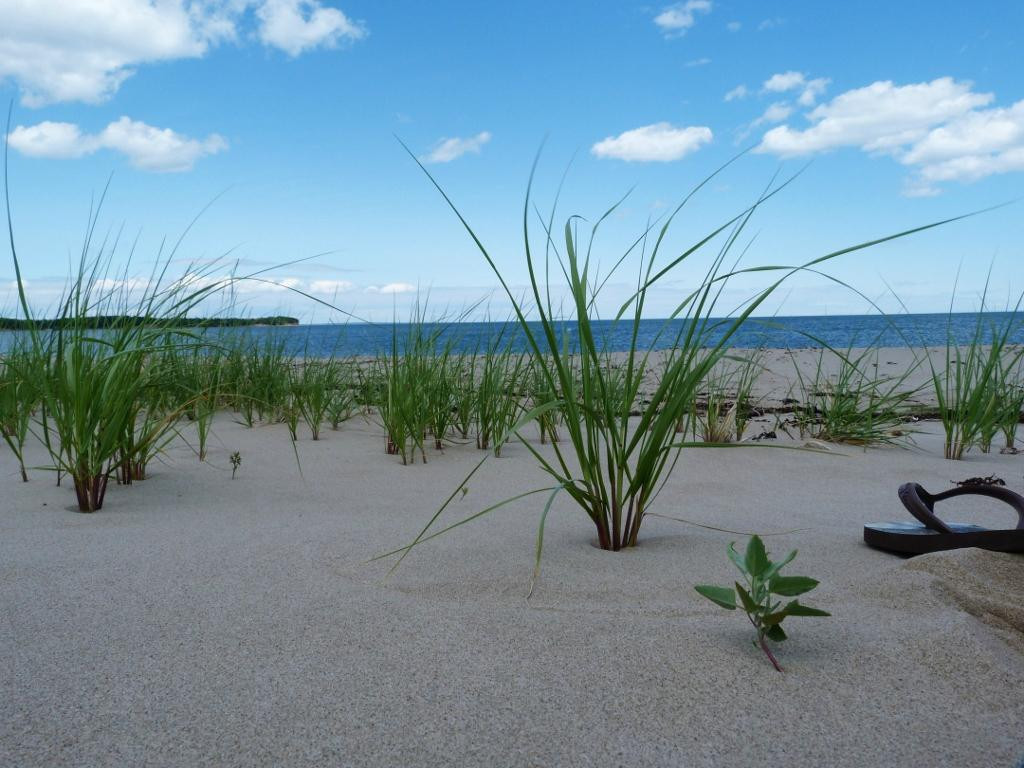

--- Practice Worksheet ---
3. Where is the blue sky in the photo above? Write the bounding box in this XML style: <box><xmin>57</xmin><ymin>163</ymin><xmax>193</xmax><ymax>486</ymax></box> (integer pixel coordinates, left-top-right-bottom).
<box><xmin>1</xmin><ymin>0</ymin><xmax>1022</xmax><ymax>322</ymax></box>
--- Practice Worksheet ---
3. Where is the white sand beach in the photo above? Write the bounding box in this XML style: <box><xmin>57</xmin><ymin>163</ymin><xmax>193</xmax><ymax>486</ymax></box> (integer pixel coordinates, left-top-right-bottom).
<box><xmin>1</xmin><ymin>346</ymin><xmax>1022</xmax><ymax>767</ymax></box>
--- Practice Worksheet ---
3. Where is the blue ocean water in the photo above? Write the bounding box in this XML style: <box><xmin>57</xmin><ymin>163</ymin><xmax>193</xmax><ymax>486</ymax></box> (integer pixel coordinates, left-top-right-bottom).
<box><xmin>2</xmin><ymin>312</ymin><xmax>1020</xmax><ymax>357</ymax></box>
<box><xmin>196</xmin><ymin>312</ymin><xmax>1022</xmax><ymax>357</ymax></box>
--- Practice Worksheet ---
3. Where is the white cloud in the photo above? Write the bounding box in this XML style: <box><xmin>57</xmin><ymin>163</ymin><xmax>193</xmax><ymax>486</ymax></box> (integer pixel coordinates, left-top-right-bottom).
<box><xmin>9</xmin><ymin>117</ymin><xmax>227</xmax><ymax>172</ymax></box>
<box><xmin>724</xmin><ymin>84</ymin><xmax>748</xmax><ymax>102</ymax></box>
<box><xmin>726</xmin><ymin>21</ymin><xmax>741</xmax><ymax>32</ymax></box>
<box><xmin>797</xmin><ymin>78</ymin><xmax>830</xmax><ymax>106</ymax></box>
<box><xmin>685</xmin><ymin>57</ymin><xmax>712</xmax><ymax>68</ymax></box>
<box><xmin>309</xmin><ymin>279</ymin><xmax>355</xmax><ymax>294</ymax></box>
<box><xmin>591</xmin><ymin>122</ymin><xmax>712</xmax><ymax>162</ymax></box>
<box><xmin>6</xmin><ymin>122</ymin><xmax>92</xmax><ymax>158</ymax></box>
<box><xmin>0</xmin><ymin>1</ymin><xmax>366</xmax><ymax>106</ymax></box>
<box><xmin>756</xmin><ymin>77</ymin><xmax>1024</xmax><ymax>193</ymax></box>
<box><xmin>906</xmin><ymin>101</ymin><xmax>1024</xmax><ymax>183</ymax></box>
<box><xmin>737</xmin><ymin>102</ymin><xmax>793</xmax><ymax>142</ymax></box>
<box><xmin>0</xmin><ymin>0</ymin><xmax>210</xmax><ymax>105</ymax></box>
<box><xmin>763</xmin><ymin>71</ymin><xmax>804</xmax><ymax>93</ymax></box>
<box><xmin>758</xmin><ymin>102</ymin><xmax>793</xmax><ymax>124</ymax></box>
<box><xmin>365</xmin><ymin>282</ymin><xmax>417</xmax><ymax>295</ymax></box>
<box><xmin>421</xmin><ymin>132</ymin><xmax>491</xmax><ymax>164</ymax></box>
<box><xmin>900</xmin><ymin>101</ymin><xmax>1024</xmax><ymax>169</ymax></box>
<box><xmin>762</xmin><ymin>71</ymin><xmax>830</xmax><ymax>106</ymax></box>
<box><xmin>654</xmin><ymin>1</ymin><xmax>712</xmax><ymax>36</ymax></box>
<box><xmin>256</xmin><ymin>0</ymin><xmax>366</xmax><ymax>57</ymax></box>
<box><xmin>902</xmin><ymin>180</ymin><xmax>942</xmax><ymax>198</ymax></box>
<box><xmin>757</xmin><ymin>78</ymin><xmax>993</xmax><ymax>157</ymax></box>
<box><xmin>758</xmin><ymin>18</ymin><xmax>784</xmax><ymax>31</ymax></box>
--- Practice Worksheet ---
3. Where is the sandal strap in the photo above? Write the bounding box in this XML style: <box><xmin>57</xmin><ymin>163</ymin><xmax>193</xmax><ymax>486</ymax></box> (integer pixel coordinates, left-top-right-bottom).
<box><xmin>898</xmin><ymin>482</ymin><xmax>1024</xmax><ymax>532</ymax></box>
<box><xmin>898</xmin><ymin>483</ymin><xmax>950</xmax><ymax>533</ymax></box>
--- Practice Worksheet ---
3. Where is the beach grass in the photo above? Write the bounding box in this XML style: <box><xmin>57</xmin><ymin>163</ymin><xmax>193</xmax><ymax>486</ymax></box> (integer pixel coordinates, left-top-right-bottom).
<box><xmin>379</xmin><ymin>147</ymin><xmax>977</xmax><ymax>563</ymax></box>
<box><xmin>790</xmin><ymin>343</ymin><xmax>919</xmax><ymax>447</ymax></box>
<box><xmin>928</xmin><ymin>289</ymin><xmax>1023</xmax><ymax>459</ymax></box>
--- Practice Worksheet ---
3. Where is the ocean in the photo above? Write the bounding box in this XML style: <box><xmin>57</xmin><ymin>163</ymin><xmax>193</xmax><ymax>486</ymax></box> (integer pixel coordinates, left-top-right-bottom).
<box><xmin>1</xmin><ymin>312</ymin><xmax>1020</xmax><ymax>357</ymax></box>
<box><xmin>191</xmin><ymin>312</ymin><xmax>1022</xmax><ymax>357</ymax></box>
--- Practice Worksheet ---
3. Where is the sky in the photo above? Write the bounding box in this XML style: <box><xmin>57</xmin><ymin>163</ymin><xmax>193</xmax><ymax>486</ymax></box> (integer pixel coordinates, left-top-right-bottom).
<box><xmin>0</xmin><ymin>0</ymin><xmax>1022</xmax><ymax>323</ymax></box>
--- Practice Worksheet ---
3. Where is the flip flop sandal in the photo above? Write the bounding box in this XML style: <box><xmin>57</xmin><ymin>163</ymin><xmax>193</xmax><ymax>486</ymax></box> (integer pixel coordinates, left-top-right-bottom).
<box><xmin>863</xmin><ymin>482</ymin><xmax>1024</xmax><ymax>555</ymax></box>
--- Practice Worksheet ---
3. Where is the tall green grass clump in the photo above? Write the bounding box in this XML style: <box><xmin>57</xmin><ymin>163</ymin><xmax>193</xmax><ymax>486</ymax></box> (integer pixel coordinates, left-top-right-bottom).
<box><xmin>996</xmin><ymin>352</ymin><xmax>1024</xmax><ymax>452</ymax></box>
<box><xmin>15</xmin><ymin>259</ymin><xmax>223</xmax><ymax>510</ymax></box>
<box><xmin>290</xmin><ymin>356</ymin><xmax>336</xmax><ymax>440</ymax></box>
<box><xmin>474</xmin><ymin>327</ymin><xmax>526</xmax><ymax>457</ymax></box>
<box><xmin>688</xmin><ymin>352</ymin><xmax>765</xmax><ymax>444</ymax></box>
<box><xmin>387</xmin><ymin>150</ymin><xmax>964</xmax><ymax>557</ymax></box>
<box><xmin>791</xmin><ymin>343</ymin><xmax>917</xmax><ymax>446</ymax></box>
<box><xmin>929</xmin><ymin>292</ymin><xmax>1023</xmax><ymax>460</ymax></box>
<box><xmin>372</xmin><ymin>302</ymin><xmax>456</xmax><ymax>463</ymax></box>
<box><xmin>528</xmin><ymin>355</ymin><xmax>563</xmax><ymax>444</ymax></box>
<box><xmin>4</xmin><ymin>148</ymin><xmax>231</xmax><ymax>508</ymax></box>
<box><xmin>0</xmin><ymin>337</ymin><xmax>35</xmax><ymax>480</ymax></box>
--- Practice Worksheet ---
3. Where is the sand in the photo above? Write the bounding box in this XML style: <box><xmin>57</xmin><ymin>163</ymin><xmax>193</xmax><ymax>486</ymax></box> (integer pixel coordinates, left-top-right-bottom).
<box><xmin>1</xmin><ymin>348</ymin><xmax>1023</xmax><ymax>767</ymax></box>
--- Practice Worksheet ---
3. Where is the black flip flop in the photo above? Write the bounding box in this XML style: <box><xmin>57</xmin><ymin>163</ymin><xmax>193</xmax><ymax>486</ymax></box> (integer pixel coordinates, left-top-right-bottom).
<box><xmin>863</xmin><ymin>482</ymin><xmax>1024</xmax><ymax>555</ymax></box>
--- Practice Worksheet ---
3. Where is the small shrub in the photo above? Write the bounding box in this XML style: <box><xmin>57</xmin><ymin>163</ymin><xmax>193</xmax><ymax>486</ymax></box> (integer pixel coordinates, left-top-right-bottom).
<box><xmin>696</xmin><ymin>535</ymin><xmax>829</xmax><ymax>672</ymax></box>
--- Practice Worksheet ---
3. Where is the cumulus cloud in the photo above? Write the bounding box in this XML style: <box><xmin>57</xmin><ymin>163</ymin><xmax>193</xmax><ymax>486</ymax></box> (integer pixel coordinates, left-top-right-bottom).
<box><xmin>256</xmin><ymin>0</ymin><xmax>366</xmax><ymax>57</ymax></box>
<box><xmin>726</xmin><ymin>21</ymin><xmax>741</xmax><ymax>32</ymax></box>
<box><xmin>421</xmin><ymin>132</ymin><xmax>491</xmax><ymax>163</ymax></box>
<box><xmin>309</xmin><ymin>279</ymin><xmax>355</xmax><ymax>294</ymax></box>
<box><xmin>365</xmin><ymin>282</ymin><xmax>417</xmax><ymax>295</ymax></box>
<box><xmin>756</xmin><ymin>102</ymin><xmax>792</xmax><ymax>125</ymax></box>
<box><xmin>6</xmin><ymin>121</ymin><xmax>91</xmax><ymax>158</ymax></box>
<box><xmin>654</xmin><ymin>1</ymin><xmax>712</xmax><ymax>36</ymax></box>
<box><xmin>9</xmin><ymin>117</ymin><xmax>227</xmax><ymax>172</ymax></box>
<box><xmin>736</xmin><ymin>102</ymin><xmax>793</xmax><ymax>142</ymax></box>
<box><xmin>762</xmin><ymin>71</ymin><xmax>830</xmax><ymax>106</ymax></box>
<box><xmin>0</xmin><ymin>1</ymin><xmax>366</xmax><ymax>106</ymax></box>
<box><xmin>591</xmin><ymin>122</ymin><xmax>712</xmax><ymax>162</ymax></box>
<box><xmin>724</xmin><ymin>84</ymin><xmax>748</xmax><ymax>102</ymax></box>
<box><xmin>757</xmin><ymin>78</ymin><xmax>993</xmax><ymax>156</ymax></box>
<box><xmin>756</xmin><ymin>77</ymin><xmax>1024</xmax><ymax>192</ymax></box>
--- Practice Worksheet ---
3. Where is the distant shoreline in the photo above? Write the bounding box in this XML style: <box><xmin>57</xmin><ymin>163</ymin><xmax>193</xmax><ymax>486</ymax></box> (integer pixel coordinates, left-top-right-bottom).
<box><xmin>0</xmin><ymin>315</ymin><xmax>300</xmax><ymax>331</ymax></box>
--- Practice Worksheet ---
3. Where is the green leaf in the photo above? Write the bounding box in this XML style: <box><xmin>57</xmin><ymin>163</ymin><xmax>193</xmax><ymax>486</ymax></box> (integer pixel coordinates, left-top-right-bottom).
<box><xmin>695</xmin><ymin>584</ymin><xmax>736</xmax><ymax>610</ymax></box>
<box><xmin>744</xmin><ymin>535</ymin><xmax>769</xmax><ymax>577</ymax></box>
<box><xmin>762</xmin><ymin>549</ymin><xmax>797</xmax><ymax>580</ymax></box>
<box><xmin>763</xmin><ymin>610</ymin><xmax>788</xmax><ymax>626</ymax></box>
<box><xmin>736</xmin><ymin>582</ymin><xmax>758</xmax><ymax>613</ymax></box>
<box><xmin>764</xmin><ymin>624</ymin><xmax>787</xmax><ymax>642</ymax></box>
<box><xmin>783</xmin><ymin>600</ymin><xmax>831</xmax><ymax>617</ymax></box>
<box><xmin>770</xmin><ymin>575</ymin><xmax>819</xmax><ymax>596</ymax></box>
<box><xmin>727</xmin><ymin>542</ymin><xmax>747</xmax><ymax>574</ymax></box>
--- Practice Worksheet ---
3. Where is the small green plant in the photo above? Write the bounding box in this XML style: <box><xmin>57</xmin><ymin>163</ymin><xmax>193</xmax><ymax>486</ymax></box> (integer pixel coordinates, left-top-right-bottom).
<box><xmin>695</xmin><ymin>535</ymin><xmax>829</xmax><ymax>672</ymax></box>
<box><xmin>230</xmin><ymin>451</ymin><xmax>241</xmax><ymax>479</ymax></box>
<box><xmin>792</xmin><ymin>344</ymin><xmax>916</xmax><ymax>447</ymax></box>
